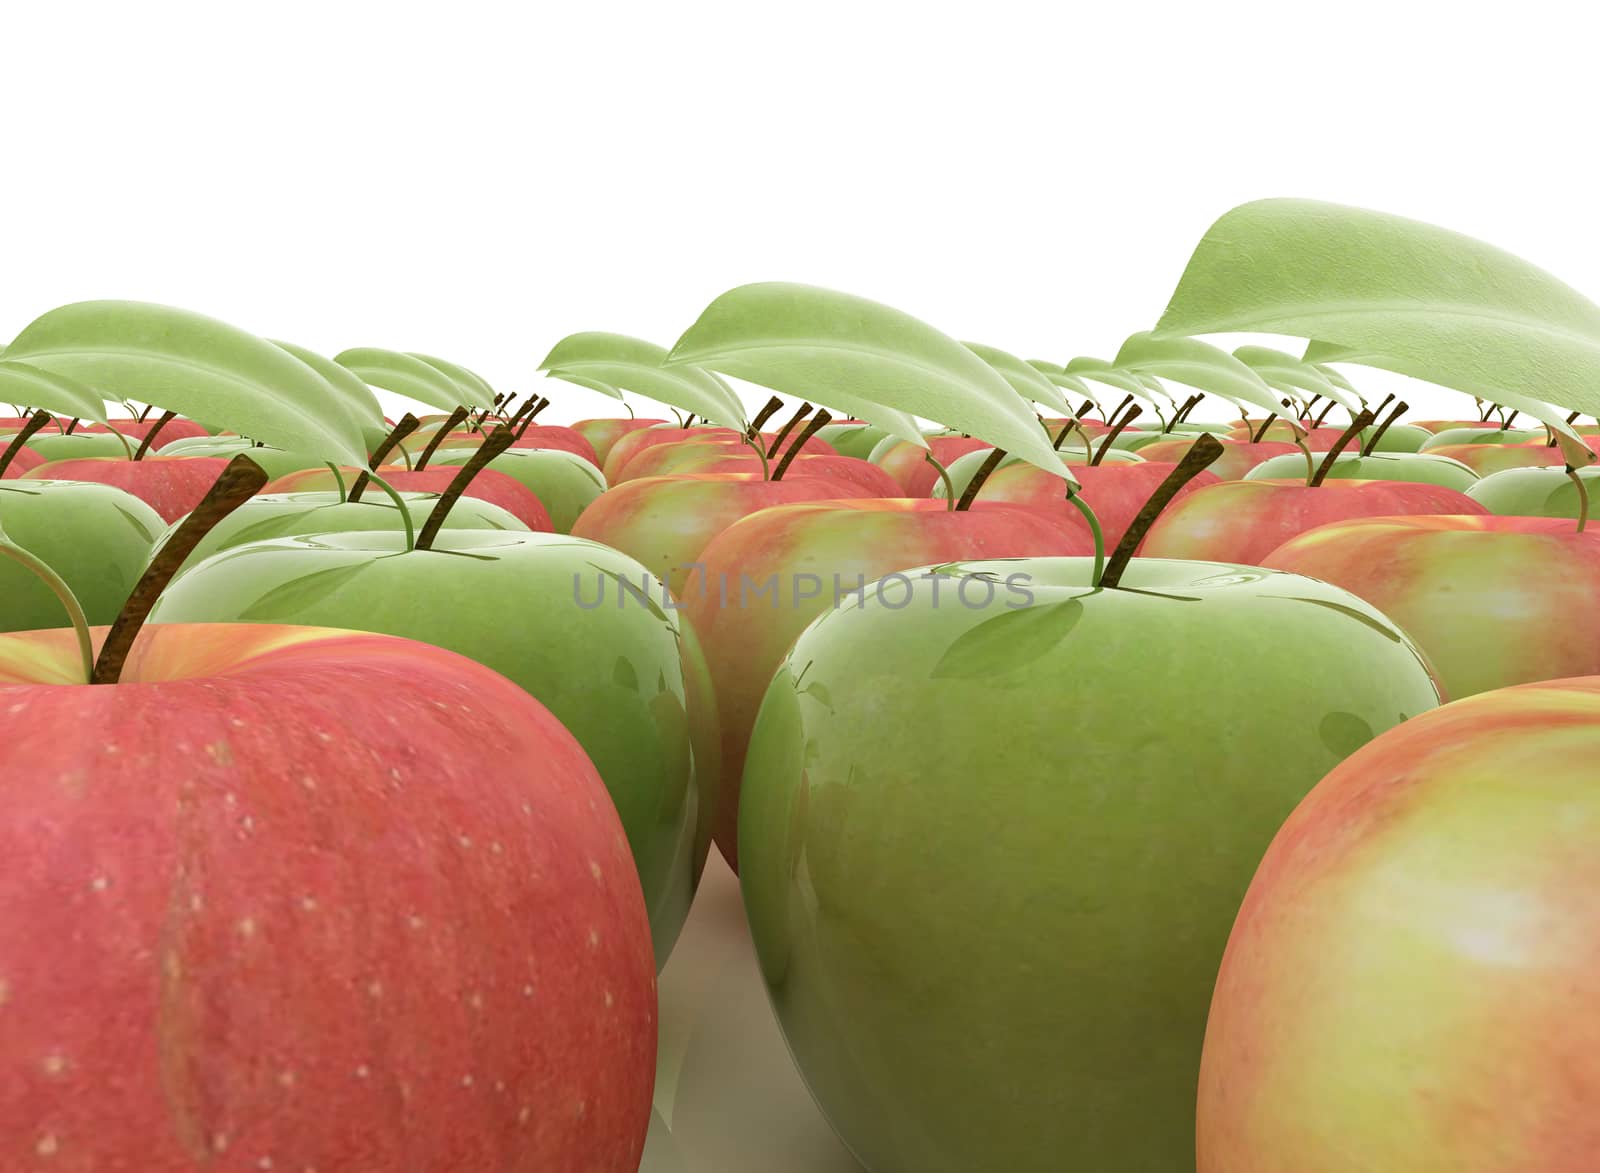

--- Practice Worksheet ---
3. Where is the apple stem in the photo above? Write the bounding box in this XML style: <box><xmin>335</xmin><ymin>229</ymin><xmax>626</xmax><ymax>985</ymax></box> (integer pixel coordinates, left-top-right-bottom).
<box><xmin>623</xmin><ymin>401</ymin><xmax>635</xmax><ymax>419</ymax></box>
<box><xmin>415</xmin><ymin>426</ymin><xmax>519</xmax><ymax>550</ymax></box>
<box><xmin>90</xmin><ymin>455</ymin><xmax>269</xmax><ymax>685</ymax></box>
<box><xmin>1308</xmin><ymin>409</ymin><xmax>1377</xmax><ymax>488</ymax></box>
<box><xmin>766</xmin><ymin>403</ymin><xmax>814</xmax><ymax>458</ymax></box>
<box><xmin>1092</xmin><ymin>403</ymin><xmax>1143</xmax><ymax>465</ymax></box>
<box><xmin>925</xmin><ymin>452</ymin><xmax>956</xmax><ymax>510</ymax></box>
<box><xmin>1251</xmin><ymin>414</ymin><xmax>1278</xmax><ymax>444</ymax></box>
<box><xmin>1063</xmin><ymin>486</ymin><xmax>1105</xmax><ymax>584</ymax></box>
<box><xmin>1300</xmin><ymin>394</ymin><xmax>1322</xmax><ymax>421</ymax></box>
<box><xmin>1501</xmin><ymin>410</ymin><xmax>1519</xmax><ymax>431</ymax></box>
<box><xmin>324</xmin><ymin>462</ymin><xmax>349</xmax><ymax>503</ymax></box>
<box><xmin>350</xmin><ymin>414</ymin><xmax>421</xmax><ymax>503</ymax></box>
<box><xmin>1053</xmin><ymin>420</ymin><xmax>1093</xmax><ymax>462</ymax></box>
<box><xmin>1567</xmin><ymin>465</ymin><xmax>1591</xmax><ymax>533</ymax></box>
<box><xmin>137</xmin><ymin>403</ymin><xmax>155</xmax><ymax>422</ymax></box>
<box><xmin>1169</xmin><ymin>394</ymin><xmax>1202</xmax><ymax>431</ymax></box>
<box><xmin>771</xmin><ymin>410</ymin><xmax>831</xmax><ymax>482</ymax></box>
<box><xmin>750</xmin><ymin>396</ymin><xmax>785</xmax><ymax>434</ymax></box>
<box><xmin>1097</xmin><ymin>434</ymin><xmax>1224</xmax><ymax>590</ymax></box>
<box><xmin>0</xmin><ymin>532</ymin><xmax>95</xmax><ymax>683</ymax></box>
<box><xmin>0</xmin><ymin>410</ymin><xmax>53</xmax><ymax>478</ymax></box>
<box><xmin>1312</xmin><ymin>398</ymin><xmax>1340</xmax><ymax>428</ymax></box>
<box><xmin>132</xmin><ymin>410</ymin><xmax>177</xmax><ymax>461</ymax></box>
<box><xmin>1359</xmin><ymin>401</ymin><xmax>1408</xmax><ymax>458</ymax></box>
<box><xmin>414</xmin><ymin>406</ymin><xmax>470</xmax><ymax>471</ymax></box>
<box><xmin>64</xmin><ymin>417</ymin><xmax>80</xmax><ymax>435</ymax></box>
<box><xmin>955</xmin><ymin>448</ymin><xmax>1007</xmax><ymax>511</ymax></box>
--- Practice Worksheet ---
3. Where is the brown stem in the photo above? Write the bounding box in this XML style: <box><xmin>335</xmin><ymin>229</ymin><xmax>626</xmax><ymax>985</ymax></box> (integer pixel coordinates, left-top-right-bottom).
<box><xmin>64</xmin><ymin>417</ymin><xmax>81</xmax><ymax>434</ymax></box>
<box><xmin>415</xmin><ymin>427</ymin><xmax>519</xmax><ymax>550</ymax></box>
<box><xmin>413</xmin><ymin>406</ymin><xmax>470</xmax><ymax>471</ymax></box>
<box><xmin>91</xmin><ymin>455</ymin><xmax>269</xmax><ymax>684</ymax></box>
<box><xmin>137</xmin><ymin>403</ymin><xmax>155</xmax><ymax>422</ymax></box>
<box><xmin>1075</xmin><ymin>399</ymin><xmax>1096</xmax><ymax>420</ymax></box>
<box><xmin>1311</xmin><ymin>398</ymin><xmax>1338</xmax><ymax>428</ymax></box>
<box><xmin>350</xmin><ymin>414</ymin><xmax>421</xmax><ymax>502</ymax></box>
<box><xmin>1098</xmin><ymin>434</ymin><xmax>1224</xmax><ymax>590</ymax></box>
<box><xmin>132</xmin><ymin>410</ymin><xmax>177</xmax><ymax>461</ymax></box>
<box><xmin>749</xmin><ymin>396</ymin><xmax>785</xmax><ymax>434</ymax></box>
<box><xmin>1053</xmin><ymin>420</ymin><xmax>1078</xmax><ymax>450</ymax></box>
<box><xmin>771</xmin><ymin>410</ymin><xmax>831</xmax><ymax>481</ymax></box>
<box><xmin>1309</xmin><ymin>409</ymin><xmax>1377</xmax><ymax>487</ymax></box>
<box><xmin>1251</xmin><ymin>413</ymin><xmax>1278</xmax><ymax>444</ymax></box>
<box><xmin>0</xmin><ymin>410</ymin><xmax>53</xmax><ymax>478</ymax></box>
<box><xmin>1091</xmin><ymin>404</ymin><xmax>1144</xmax><ymax>465</ymax></box>
<box><xmin>955</xmin><ymin>448</ymin><xmax>1006</xmax><ymax>511</ymax></box>
<box><xmin>513</xmin><ymin>398</ymin><xmax>551</xmax><ymax>441</ymax></box>
<box><xmin>1170</xmin><ymin>394</ymin><xmax>1202</xmax><ymax>430</ymax></box>
<box><xmin>766</xmin><ymin>403</ymin><xmax>814</xmax><ymax>458</ymax></box>
<box><xmin>1360</xmin><ymin>401</ymin><xmax>1408</xmax><ymax>457</ymax></box>
<box><xmin>1500</xmin><ymin>410</ymin><xmax>1520</xmax><ymax>431</ymax></box>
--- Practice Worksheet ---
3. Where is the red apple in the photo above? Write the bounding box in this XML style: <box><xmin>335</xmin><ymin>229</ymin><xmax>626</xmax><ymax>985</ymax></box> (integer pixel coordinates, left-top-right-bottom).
<box><xmin>610</xmin><ymin>434</ymin><xmax>837</xmax><ymax>483</ymax></box>
<box><xmin>0</xmin><ymin>622</ymin><xmax>655</xmax><ymax>1170</ymax></box>
<box><xmin>872</xmin><ymin>435</ymin><xmax>994</xmax><ymax>495</ymax></box>
<box><xmin>84</xmin><ymin>417</ymin><xmax>210</xmax><ymax>446</ymax></box>
<box><xmin>572</xmin><ymin>417</ymin><xmax>669</xmax><ymax>465</ymax></box>
<box><xmin>1423</xmin><ymin>443</ymin><xmax>1565</xmax><ymax>476</ymax></box>
<box><xmin>263</xmin><ymin>465</ymin><xmax>553</xmax><ymax>532</ymax></box>
<box><xmin>1137</xmin><ymin>435</ymin><xmax>1304</xmax><ymax>481</ymax></box>
<box><xmin>22</xmin><ymin>455</ymin><xmax>235</xmax><ymax>522</ymax></box>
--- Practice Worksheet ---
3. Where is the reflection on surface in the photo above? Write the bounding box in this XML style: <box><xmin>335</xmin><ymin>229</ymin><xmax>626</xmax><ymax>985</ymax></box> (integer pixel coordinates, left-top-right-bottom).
<box><xmin>643</xmin><ymin>855</ymin><xmax>865</xmax><ymax>1172</ymax></box>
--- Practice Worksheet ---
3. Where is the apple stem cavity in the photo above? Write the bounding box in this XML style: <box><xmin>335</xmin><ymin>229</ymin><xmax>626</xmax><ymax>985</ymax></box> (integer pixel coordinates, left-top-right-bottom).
<box><xmin>1308</xmin><ymin>409</ymin><xmax>1378</xmax><ymax>488</ymax></box>
<box><xmin>414</xmin><ymin>426</ymin><xmax>519</xmax><ymax>551</ymax></box>
<box><xmin>90</xmin><ymin>455</ymin><xmax>270</xmax><ymax>685</ymax></box>
<box><xmin>1092</xmin><ymin>403</ymin><xmax>1144</xmax><ymax>465</ymax></box>
<box><xmin>771</xmin><ymin>410</ymin><xmax>831</xmax><ymax>482</ymax></box>
<box><xmin>132</xmin><ymin>410</ymin><xmax>178</xmax><ymax>461</ymax></box>
<box><xmin>350</xmin><ymin>414</ymin><xmax>422</xmax><ymax>503</ymax></box>
<box><xmin>955</xmin><ymin>449</ymin><xmax>1006</xmax><ymax>511</ymax></box>
<box><xmin>925</xmin><ymin>452</ymin><xmax>957</xmax><ymax>510</ymax></box>
<box><xmin>0</xmin><ymin>410</ymin><xmax>53</xmax><ymax>478</ymax></box>
<box><xmin>414</xmin><ymin>406</ymin><xmax>471</xmax><ymax>471</ymax></box>
<box><xmin>1097</xmin><ymin>433</ymin><xmax>1225</xmax><ymax>591</ymax></box>
<box><xmin>766</xmin><ymin>403</ymin><xmax>814</xmax><ymax>458</ymax></box>
<box><xmin>1360</xmin><ymin>401</ymin><xmax>1409</xmax><ymax>458</ymax></box>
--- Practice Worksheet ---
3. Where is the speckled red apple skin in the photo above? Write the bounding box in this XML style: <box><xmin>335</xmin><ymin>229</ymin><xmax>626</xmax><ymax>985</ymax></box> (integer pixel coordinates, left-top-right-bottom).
<box><xmin>22</xmin><ymin>456</ymin><xmax>234</xmax><ymax>523</ymax></box>
<box><xmin>0</xmin><ymin>624</ymin><xmax>655</xmax><ymax>1172</ymax></box>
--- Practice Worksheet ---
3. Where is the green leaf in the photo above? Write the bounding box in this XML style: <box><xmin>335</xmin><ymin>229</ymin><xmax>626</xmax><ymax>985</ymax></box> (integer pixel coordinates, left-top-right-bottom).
<box><xmin>964</xmin><ymin>341</ymin><xmax>1073</xmax><ymax>414</ymax></box>
<box><xmin>1155</xmin><ymin>198</ymin><xmax>1596</xmax><ymax>466</ymax></box>
<box><xmin>1232</xmin><ymin>345</ymin><xmax>1358</xmax><ymax>413</ymax></box>
<box><xmin>548</xmin><ymin>370</ymin><xmax>625</xmax><ymax>401</ymax></box>
<box><xmin>1027</xmin><ymin>361</ymin><xmax>1099</xmax><ymax>409</ymax></box>
<box><xmin>667</xmin><ymin>283</ymin><xmax>1073</xmax><ymax>479</ymax></box>
<box><xmin>540</xmin><ymin>332</ymin><xmax>747</xmax><ymax>430</ymax></box>
<box><xmin>410</xmin><ymin>352</ymin><xmax>497</xmax><ymax>405</ymax></box>
<box><xmin>1062</xmin><ymin>357</ymin><xmax>1168</xmax><ymax>412</ymax></box>
<box><xmin>5</xmin><ymin>301</ymin><xmax>367</xmax><ymax>464</ymax></box>
<box><xmin>0</xmin><ymin>361</ymin><xmax>109</xmax><ymax>424</ymax></box>
<box><xmin>335</xmin><ymin>347</ymin><xmax>495</xmax><ymax>412</ymax></box>
<box><xmin>272</xmin><ymin>340</ymin><xmax>388</xmax><ymax>448</ymax></box>
<box><xmin>1114</xmin><ymin>332</ymin><xmax>1287</xmax><ymax>421</ymax></box>
<box><xmin>930</xmin><ymin>596</ymin><xmax>1084</xmax><ymax>680</ymax></box>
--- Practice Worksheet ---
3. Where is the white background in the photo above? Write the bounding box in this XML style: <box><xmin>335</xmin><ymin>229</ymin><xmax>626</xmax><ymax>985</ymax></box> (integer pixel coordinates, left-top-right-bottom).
<box><xmin>1</xmin><ymin>2</ymin><xmax>1589</xmax><ymax>424</ymax></box>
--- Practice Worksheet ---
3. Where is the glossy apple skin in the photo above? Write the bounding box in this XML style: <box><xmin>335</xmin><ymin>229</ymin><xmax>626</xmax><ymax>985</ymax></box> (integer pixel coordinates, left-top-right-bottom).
<box><xmin>0</xmin><ymin>481</ymin><xmax>165</xmax><ymax>631</ymax></box>
<box><xmin>1467</xmin><ymin>465</ymin><xmax>1600</xmax><ymax>518</ymax></box>
<box><xmin>571</xmin><ymin>473</ymin><xmax>887</xmax><ymax>599</ymax></box>
<box><xmin>629</xmin><ymin>452</ymin><xmax>900</xmax><ymax>497</ymax></box>
<box><xmin>1424</xmin><ymin>442</ymin><xmax>1565</xmax><ymax>476</ymax></box>
<box><xmin>0</xmin><ymin>622</ymin><xmax>654</xmax><ymax>1171</ymax></box>
<box><xmin>166</xmin><ymin>490</ymin><xmax>528</xmax><ymax>574</ymax></box>
<box><xmin>22</xmin><ymin>456</ymin><xmax>232</xmax><ymax>523</ymax></box>
<box><xmin>429</xmin><ymin>446</ymin><xmax>606</xmax><ymax>533</ymax></box>
<box><xmin>814</xmin><ymin>421</ymin><xmax>890</xmax><ymax>460</ymax></box>
<box><xmin>0</xmin><ymin>443</ymin><xmax>44</xmax><ymax>478</ymax></box>
<box><xmin>156</xmin><ymin>437</ymin><xmax>330</xmax><ymax>480</ymax></box>
<box><xmin>1137</xmin><ymin>436</ymin><xmax>1304</xmax><ymax>480</ymax></box>
<box><xmin>1420</xmin><ymin>425</ymin><xmax>1542</xmax><ymax>449</ymax></box>
<box><xmin>683</xmin><ymin>499</ymin><xmax>1094</xmax><ymax>870</ymax></box>
<box><xmin>83</xmin><ymin>417</ymin><xmax>210</xmax><ymax>445</ymax></box>
<box><xmin>151</xmin><ymin>530</ymin><xmax>713</xmax><ymax>967</ymax></box>
<box><xmin>611</xmin><ymin>435</ymin><xmax>839</xmax><ymax>483</ymax></box>
<box><xmin>1262</xmin><ymin>514</ymin><xmax>1600</xmax><ymax>698</ymax></box>
<box><xmin>739</xmin><ymin>557</ymin><xmax>1442</xmax><ymax>1173</ymax></box>
<box><xmin>263</xmin><ymin>466</ymin><xmax>553</xmax><ymax>532</ymax></box>
<box><xmin>1363</xmin><ymin>422</ymin><xmax>1432</xmax><ymax>452</ymax></box>
<box><xmin>573</xmin><ymin>418</ymin><xmax>669</xmax><ymax>465</ymax></box>
<box><xmin>935</xmin><ymin>455</ymin><xmax>1220</xmax><ymax>550</ymax></box>
<box><xmin>1245</xmin><ymin>451</ymin><xmax>1479</xmax><ymax>491</ymax></box>
<box><xmin>437</xmin><ymin>425</ymin><xmax>600</xmax><ymax>467</ymax></box>
<box><xmin>1141</xmin><ymin>479</ymin><xmax>1487</xmax><ymax>566</ymax></box>
<box><xmin>870</xmin><ymin>435</ymin><xmax>993</xmax><ymax>496</ymax></box>
<box><xmin>1197</xmin><ymin>677</ymin><xmax>1600</xmax><ymax>1172</ymax></box>
<box><xmin>603</xmin><ymin>426</ymin><xmax>732</xmax><ymax>483</ymax></box>
<box><xmin>25</xmin><ymin>432</ymin><xmax>134</xmax><ymax>461</ymax></box>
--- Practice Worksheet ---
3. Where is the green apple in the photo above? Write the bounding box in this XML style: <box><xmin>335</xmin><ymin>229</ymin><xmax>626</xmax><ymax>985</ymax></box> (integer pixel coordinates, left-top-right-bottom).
<box><xmin>1362</xmin><ymin>422</ymin><xmax>1431</xmax><ymax>452</ymax></box>
<box><xmin>26</xmin><ymin>432</ymin><xmax>133</xmax><ymax>461</ymax></box>
<box><xmin>1466</xmin><ymin>464</ymin><xmax>1600</xmax><ymax>518</ymax></box>
<box><xmin>152</xmin><ymin>437</ymin><xmax>332</xmax><ymax>479</ymax></box>
<box><xmin>1419</xmin><ymin>426</ymin><xmax>1541</xmax><ymax>449</ymax></box>
<box><xmin>149</xmin><ymin>529</ymin><xmax>713</xmax><ymax>967</ymax></box>
<box><xmin>814</xmin><ymin>421</ymin><xmax>891</xmax><ymax>460</ymax></box>
<box><xmin>0</xmin><ymin>481</ymin><xmax>165</xmax><ymax>631</ymax></box>
<box><xmin>738</xmin><ymin>556</ymin><xmax>1442</xmax><ymax>1172</ymax></box>
<box><xmin>1244</xmin><ymin>450</ymin><xmax>1479</xmax><ymax>490</ymax></box>
<box><xmin>429</xmin><ymin>446</ymin><xmax>606</xmax><ymax>532</ymax></box>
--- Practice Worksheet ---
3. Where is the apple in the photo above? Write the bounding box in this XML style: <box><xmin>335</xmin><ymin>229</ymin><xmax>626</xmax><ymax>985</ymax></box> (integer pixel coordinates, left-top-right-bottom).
<box><xmin>1197</xmin><ymin>676</ymin><xmax>1600</xmax><ymax>1172</ymax></box>
<box><xmin>610</xmin><ymin>434</ymin><xmax>838</xmax><ymax>483</ymax></box>
<box><xmin>1261</xmin><ymin>513</ymin><xmax>1600</xmax><ymax>698</ymax></box>
<box><xmin>82</xmin><ymin>416</ymin><xmax>210</xmax><ymax>445</ymax></box>
<box><xmin>150</xmin><ymin>528</ymin><xmax>714</xmax><ymax>966</ymax></box>
<box><xmin>574</xmin><ymin>417</ymin><xmax>670</xmax><ymax>465</ymax></box>
<box><xmin>428</xmin><ymin>446</ymin><xmax>606</xmax><ymax>533</ymax></box>
<box><xmin>1421</xmin><ymin>442</ymin><xmax>1566</xmax><ymax>476</ymax></box>
<box><xmin>263</xmin><ymin>465</ymin><xmax>553</xmax><ymax>532</ymax></box>
<box><xmin>0</xmin><ymin>480</ymin><xmax>165</xmax><ymax>630</ymax></box>
<box><xmin>435</xmin><ymin>424</ymin><xmax>600</xmax><ymax>467</ymax></box>
<box><xmin>1467</xmin><ymin>464</ymin><xmax>1600</xmax><ymax>518</ymax></box>
<box><xmin>1244</xmin><ymin>450</ymin><xmax>1479</xmax><ymax>491</ymax></box>
<box><xmin>603</xmin><ymin>426</ymin><xmax>732</xmax><ymax>483</ymax></box>
<box><xmin>1136</xmin><ymin>435</ymin><xmax>1304</xmax><ymax>480</ymax></box>
<box><xmin>683</xmin><ymin>497</ymin><xmax>1095</xmax><ymax>869</ymax></box>
<box><xmin>814</xmin><ymin>420</ymin><xmax>891</xmax><ymax>460</ymax></box>
<box><xmin>868</xmin><ymin>435</ymin><xmax>993</xmax><ymax>496</ymax></box>
<box><xmin>0</xmin><ymin>621</ymin><xmax>655</xmax><ymax>1170</ymax></box>
<box><xmin>22</xmin><ymin>455</ymin><xmax>234</xmax><ymax>523</ymax></box>
<box><xmin>26</xmin><ymin>431</ymin><xmax>134</xmax><ymax>461</ymax></box>
<box><xmin>1420</xmin><ymin>425</ymin><xmax>1543</xmax><ymax>449</ymax></box>
<box><xmin>738</xmin><ymin>552</ymin><xmax>1443</xmax><ymax>1172</ymax></box>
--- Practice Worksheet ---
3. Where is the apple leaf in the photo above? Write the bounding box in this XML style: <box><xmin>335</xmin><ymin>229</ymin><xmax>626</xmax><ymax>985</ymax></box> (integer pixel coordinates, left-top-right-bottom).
<box><xmin>540</xmin><ymin>333</ymin><xmax>747</xmax><ymax>430</ymax></box>
<box><xmin>1062</xmin><ymin>357</ymin><xmax>1167</xmax><ymax>410</ymax></box>
<box><xmin>0</xmin><ymin>361</ymin><xmax>109</xmax><ymax>424</ymax></box>
<box><xmin>272</xmin><ymin>340</ymin><xmax>388</xmax><ymax>449</ymax></box>
<box><xmin>1114</xmin><ymin>333</ymin><xmax>1286</xmax><ymax>422</ymax></box>
<box><xmin>411</xmin><ymin>353</ymin><xmax>497</xmax><ymax>406</ymax></box>
<box><xmin>1155</xmin><ymin>198</ymin><xmax>1597</xmax><ymax>466</ymax></box>
<box><xmin>1233</xmin><ymin>346</ymin><xmax>1360</xmax><ymax>413</ymax></box>
<box><xmin>1027</xmin><ymin>361</ymin><xmax>1099</xmax><ymax>409</ymax></box>
<box><xmin>930</xmin><ymin>595</ymin><xmax>1084</xmax><ymax>680</ymax></box>
<box><xmin>335</xmin><ymin>347</ymin><xmax>495</xmax><ymax>413</ymax></box>
<box><xmin>668</xmin><ymin>283</ymin><xmax>1072</xmax><ymax>479</ymax></box>
<box><xmin>4</xmin><ymin>301</ymin><xmax>368</xmax><ymax>464</ymax></box>
<box><xmin>964</xmin><ymin>341</ymin><xmax>1073</xmax><ymax>415</ymax></box>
